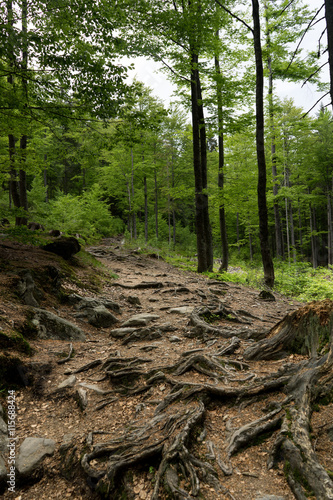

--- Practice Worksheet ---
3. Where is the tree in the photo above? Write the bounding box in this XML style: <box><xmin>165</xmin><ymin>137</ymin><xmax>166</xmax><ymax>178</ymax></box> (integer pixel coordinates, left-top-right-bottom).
<box><xmin>1</xmin><ymin>0</ymin><xmax>130</xmax><ymax>224</ymax></box>
<box><xmin>252</xmin><ymin>0</ymin><xmax>275</xmax><ymax>287</ymax></box>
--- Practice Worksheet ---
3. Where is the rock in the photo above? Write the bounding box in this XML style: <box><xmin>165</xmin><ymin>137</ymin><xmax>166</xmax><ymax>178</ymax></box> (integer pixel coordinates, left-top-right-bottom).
<box><xmin>33</xmin><ymin>308</ymin><xmax>85</xmax><ymax>341</ymax></box>
<box><xmin>75</xmin><ymin>305</ymin><xmax>118</xmax><ymax>328</ymax></box>
<box><xmin>42</xmin><ymin>236</ymin><xmax>80</xmax><ymax>260</ymax></box>
<box><xmin>57</xmin><ymin>375</ymin><xmax>77</xmax><ymax>389</ymax></box>
<box><xmin>168</xmin><ymin>306</ymin><xmax>194</xmax><ymax>315</ymax></box>
<box><xmin>259</xmin><ymin>290</ymin><xmax>276</xmax><ymax>301</ymax></box>
<box><xmin>69</xmin><ymin>294</ymin><xmax>121</xmax><ymax>313</ymax></box>
<box><xmin>109</xmin><ymin>327</ymin><xmax>137</xmax><ymax>338</ymax></box>
<box><xmin>0</xmin><ymin>455</ymin><xmax>7</xmax><ymax>485</ymax></box>
<box><xmin>169</xmin><ymin>335</ymin><xmax>182</xmax><ymax>343</ymax></box>
<box><xmin>78</xmin><ymin>383</ymin><xmax>111</xmax><ymax>395</ymax></box>
<box><xmin>16</xmin><ymin>437</ymin><xmax>56</xmax><ymax>477</ymax></box>
<box><xmin>17</xmin><ymin>270</ymin><xmax>43</xmax><ymax>307</ymax></box>
<box><xmin>121</xmin><ymin>313</ymin><xmax>160</xmax><ymax>328</ymax></box>
<box><xmin>59</xmin><ymin>433</ymin><xmax>75</xmax><ymax>453</ymax></box>
<box><xmin>126</xmin><ymin>295</ymin><xmax>141</xmax><ymax>306</ymax></box>
<box><xmin>255</xmin><ymin>496</ymin><xmax>286</xmax><ymax>500</ymax></box>
<box><xmin>76</xmin><ymin>388</ymin><xmax>88</xmax><ymax>410</ymax></box>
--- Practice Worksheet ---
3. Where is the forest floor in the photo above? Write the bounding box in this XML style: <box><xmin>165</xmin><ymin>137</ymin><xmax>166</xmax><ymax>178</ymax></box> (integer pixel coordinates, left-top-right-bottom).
<box><xmin>0</xmin><ymin>236</ymin><xmax>332</xmax><ymax>500</ymax></box>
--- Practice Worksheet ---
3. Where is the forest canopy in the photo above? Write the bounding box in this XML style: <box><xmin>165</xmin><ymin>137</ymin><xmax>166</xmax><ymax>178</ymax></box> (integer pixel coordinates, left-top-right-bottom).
<box><xmin>0</xmin><ymin>0</ymin><xmax>332</xmax><ymax>283</ymax></box>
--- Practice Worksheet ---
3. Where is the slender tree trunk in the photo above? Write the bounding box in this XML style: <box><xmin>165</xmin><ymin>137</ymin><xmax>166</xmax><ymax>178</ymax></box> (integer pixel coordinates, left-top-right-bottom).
<box><xmin>215</xmin><ymin>34</ymin><xmax>228</xmax><ymax>272</ymax></box>
<box><xmin>265</xmin><ymin>5</ymin><xmax>283</xmax><ymax>259</ymax></box>
<box><xmin>252</xmin><ymin>0</ymin><xmax>274</xmax><ymax>287</ymax></box>
<box><xmin>289</xmin><ymin>202</ymin><xmax>296</xmax><ymax>264</ymax></box>
<box><xmin>309</xmin><ymin>203</ymin><xmax>318</xmax><ymax>268</ymax></box>
<box><xmin>126</xmin><ymin>181</ymin><xmax>132</xmax><ymax>238</ymax></box>
<box><xmin>131</xmin><ymin>148</ymin><xmax>136</xmax><ymax>239</ymax></box>
<box><xmin>325</xmin><ymin>0</ymin><xmax>333</xmax><ymax>111</ymax></box>
<box><xmin>328</xmin><ymin>187</ymin><xmax>333</xmax><ymax>266</ymax></box>
<box><xmin>17</xmin><ymin>0</ymin><xmax>28</xmax><ymax>226</ymax></box>
<box><xmin>190</xmin><ymin>47</ymin><xmax>213</xmax><ymax>273</ymax></box>
<box><xmin>7</xmin><ymin>0</ymin><xmax>22</xmax><ymax>226</ymax></box>
<box><xmin>236</xmin><ymin>212</ymin><xmax>240</xmax><ymax>254</ymax></box>
<box><xmin>248</xmin><ymin>214</ymin><xmax>253</xmax><ymax>261</ymax></box>
<box><xmin>298</xmin><ymin>204</ymin><xmax>303</xmax><ymax>256</ymax></box>
<box><xmin>285</xmin><ymin>196</ymin><xmax>291</xmax><ymax>265</ymax></box>
<box><xmin>144</xmin><ymin>175</ymin><xmax>148</xmax><ymax>243</ymax></box>
<box><xmin>171</xmin><ymin>152</ymin><xmax>176</xmax><ymax>245</ymax></box>
<box><xmin>154</xmin><ymin>169</ymin><xmax>158</xmax><ymax>239</ymax></box>
<box><xmin>154</xmin><ymin>143</ymin><xmax>158</xmax><ymax>240</ymax></box>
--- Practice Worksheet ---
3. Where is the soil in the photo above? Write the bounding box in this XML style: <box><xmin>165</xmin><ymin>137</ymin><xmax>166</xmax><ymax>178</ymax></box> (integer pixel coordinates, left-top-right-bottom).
<box><xmin>0</xmin><ymin>237</ymin><xmax>332</xmax><ymax>500</ymax></box>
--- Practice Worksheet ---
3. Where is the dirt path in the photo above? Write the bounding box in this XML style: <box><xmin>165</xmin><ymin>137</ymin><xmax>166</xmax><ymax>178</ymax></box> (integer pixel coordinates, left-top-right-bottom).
<box><xmin>0</xmin><ymin>239</ymin><xmax>332</xmax><ymax>499</ymax></box>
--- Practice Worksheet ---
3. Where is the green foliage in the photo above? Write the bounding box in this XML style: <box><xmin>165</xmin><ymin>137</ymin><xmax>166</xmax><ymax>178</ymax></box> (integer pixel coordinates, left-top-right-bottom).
<box><xmin>45</xmin><ymin>185</ymin><xmax>124</xmax><ymax>240</ymax></box>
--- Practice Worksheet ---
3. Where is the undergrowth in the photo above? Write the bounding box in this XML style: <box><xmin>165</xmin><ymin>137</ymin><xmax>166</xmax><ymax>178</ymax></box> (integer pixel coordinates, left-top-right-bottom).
<box><xmin>122</xmin><ymin>237</ymin><xmax>333</xmax><ymax>303</ymax></box>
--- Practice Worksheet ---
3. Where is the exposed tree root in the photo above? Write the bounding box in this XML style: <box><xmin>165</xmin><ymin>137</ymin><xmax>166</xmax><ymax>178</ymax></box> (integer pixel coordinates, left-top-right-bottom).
<box><xmin>80</xmin><ymin>302</ymin><xmax>333</xmax><ymax>499</ymax></box>
<box><xmin>244</xmin><ymin>299</ymin><xmax>333</xmax><ymax>360</ymax></box>
<box><xmin>189</xmin><ymin>306</ymin><xmax>268</xmax><ymax>340</ymax></box>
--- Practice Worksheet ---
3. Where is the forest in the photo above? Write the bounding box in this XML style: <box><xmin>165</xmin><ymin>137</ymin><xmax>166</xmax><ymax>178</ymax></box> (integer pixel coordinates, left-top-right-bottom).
<box><xmin>1</xmin><ymin>0</ymin><xmax>333</xmax><ymax>287</ymax></box>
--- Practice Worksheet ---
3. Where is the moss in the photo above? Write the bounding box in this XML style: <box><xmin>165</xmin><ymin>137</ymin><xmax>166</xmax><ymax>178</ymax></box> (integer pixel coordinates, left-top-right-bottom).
<box><xmin>0</xmin><ymin>331</ymin><xmax>32</xmax><ymax>355</ymax></box>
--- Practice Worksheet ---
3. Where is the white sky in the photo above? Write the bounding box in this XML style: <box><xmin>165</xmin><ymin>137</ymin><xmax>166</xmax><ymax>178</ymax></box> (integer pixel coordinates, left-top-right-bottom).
<box><xmin>125</xmin><ymin>0</ymin><xmax>330</xmax><ymax>116</ymax></box>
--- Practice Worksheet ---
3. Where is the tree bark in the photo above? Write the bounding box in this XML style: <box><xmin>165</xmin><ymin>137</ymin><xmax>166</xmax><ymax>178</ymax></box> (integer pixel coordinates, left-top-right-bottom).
<box><xmin>265</xmin><ymin>4</ymin><xmax>283</xmax><ymax>259</ymax></box>
<box><xmin>215</xmin><ymin>37</ymin><xmax>228</xmax><ymax>272</ymax></box>
<box><xmin>190</xmin><ymin>48</ymin><xmax>213</xmax><ymax>273</ymax></box>
<box><xmin>325</xmin><ymin>0</ymin><xmax>333</xmax><ymax>111</ymax></box>
<box><xmin>252</xmin><ymin>0</ymin><xmax>275</xmax><ymax>287</ymax></box>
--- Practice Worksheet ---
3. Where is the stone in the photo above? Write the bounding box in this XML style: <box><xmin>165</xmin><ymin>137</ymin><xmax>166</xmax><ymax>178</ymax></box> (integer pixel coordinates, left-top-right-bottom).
<box><xmin>59</xmin><ymin>433</ymin><xmax>75</xmax><ymax>453</ymax></box>
<box><xmin>75</xmin><ymin>305</ymin><xmax>118</xmax><ymax>328</ymax></box>
<box><xmin>16</xmin><ymin>437</ymin><xmax>56</xmax><ymax>477</ymax></box>
<box><xmin>126</xmin><ymin>296</ymin><xmax>141</xmax><ymax>306</ymax></box>
<box><xmin>57</xmin><ymin>375</ymin><xmax>77</xmax><ymax>389</ymax></box>
<box><xmin>121</xmin><ymin>313</ymin><xmax>160</xmax><ymax>328</ymax></box>
<box><xmin>78</xmin><ymin>383</ymin><xmax>111</xmax><ymax>395</ymax></box>
<box><xmin>76</xmin><ymin>388</ymin><xmax>88</xmax><ymax>411</ymax></box>
<box><xmin>17</xmin><ymin>270</ymin><xmax>43</xmax><ymax>307</ymax></box>
<box><xmin>169</xmin><ymin>336</ymin><xmax>182</xmax><ymax>343</ymax></box>
<box><xmin>109</xmin><ymin>328</ymin><xmax>137</xmax><ymax>338</ymax></box>
<box><xmin>69</xmin><ymin>294</ymin><xmax>121</xmax><ymax>313</ymax></box>
<box><xmin>33</xmin><ymin>308</ymin><xmax>85</xmax><ymax>341</ymax></box>
<box><xmin>255</xmin><ymin>496</ymin><xmax>286</xmax><ymax>500</ymax></box>
<box><xmin>42</xmin><ymin>236</ymin><xmax>80</xmax><ymax>260</ymax></box>
<box><xmin>168</xmin><ymin>306</ymin><xmax>194</xmax><ymax>315</ymax></box>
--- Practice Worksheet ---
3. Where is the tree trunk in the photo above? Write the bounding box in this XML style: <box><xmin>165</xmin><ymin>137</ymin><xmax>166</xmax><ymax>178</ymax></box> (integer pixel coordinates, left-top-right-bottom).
<box><xmin>252</xmin><ymin>0</ymin><xmax>275</xmax><ymax>287</ymax></box>
<box><xmin>328</xmin><ymin>187</ymin><xmax>333</xmax><ymax>266</ymax></box>
<box><xmin>131</xmin><ymin>148</ymin><xmax>136</xmax><ymax>239</ymax></box>
<box><xmin>236</xmin><ymin>212</ymin><xmax>240</xmax><ymax>254</ymax></box>
<box><xmin>154</xmin><ymin>168</ymin><xmax>158</xmax><ymax>240</ymax></box>
<box><xmin>310</xmin><ymin>203</ymin><xmax>318</xmax><ymax>269</ymax></box>
<box><xmin>144</xmin><ymin>175</ymin><xmax>148</xmax><ymax>243</ymax></box>
<box><xmin>215</xmin><ymin>36</ymin><xmax>228</xmax><ymax>272</ymax></box>
<box><xmin>190</xmin><ymin>48</ymin><xmax>213</xmax><ymax>273</ymax></box>
<box><xmin>325</xmin><ymin>0</ymin><xmax>333</xmax><ymax>111</ymax></box>
<box><xmin>289</xmin><ymin>201</ymin><xmax>296</xmax><ymax>264</ymax></box>
<box><xmin>265</xmin><ymin>5</ymin><xmax>283</xmax><ymax>260</ymax></box>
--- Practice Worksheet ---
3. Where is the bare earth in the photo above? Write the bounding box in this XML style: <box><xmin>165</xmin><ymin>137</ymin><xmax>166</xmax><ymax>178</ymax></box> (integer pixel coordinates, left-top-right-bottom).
<box><xmin>0</xmin><ymin>237</ymin><xmax>332</xmax><ymax>500</ymax></box>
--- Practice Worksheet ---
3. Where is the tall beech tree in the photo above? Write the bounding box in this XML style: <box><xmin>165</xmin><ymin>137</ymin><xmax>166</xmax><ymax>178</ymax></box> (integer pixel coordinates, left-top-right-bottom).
<box><xmin>252</xmin><ymin>0</ymin><xmax>275</xmax><ymax>286</ymax></box>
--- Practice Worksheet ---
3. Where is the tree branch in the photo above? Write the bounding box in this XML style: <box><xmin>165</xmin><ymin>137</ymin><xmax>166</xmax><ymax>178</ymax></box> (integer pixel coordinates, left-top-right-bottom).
<box><xmin>214</xmin><ymin>0</ymin><xmax>253</xmax><ymax>33</ymax></box>
<box><xmin>302</xmin><ymin>91</ymin><xmax>330</xmax><ymax>118</ymax></box>
<box><xmin>285</xmin><ymin>5</ymin><xmax>325</xmax><ymax>73</ymax></box>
